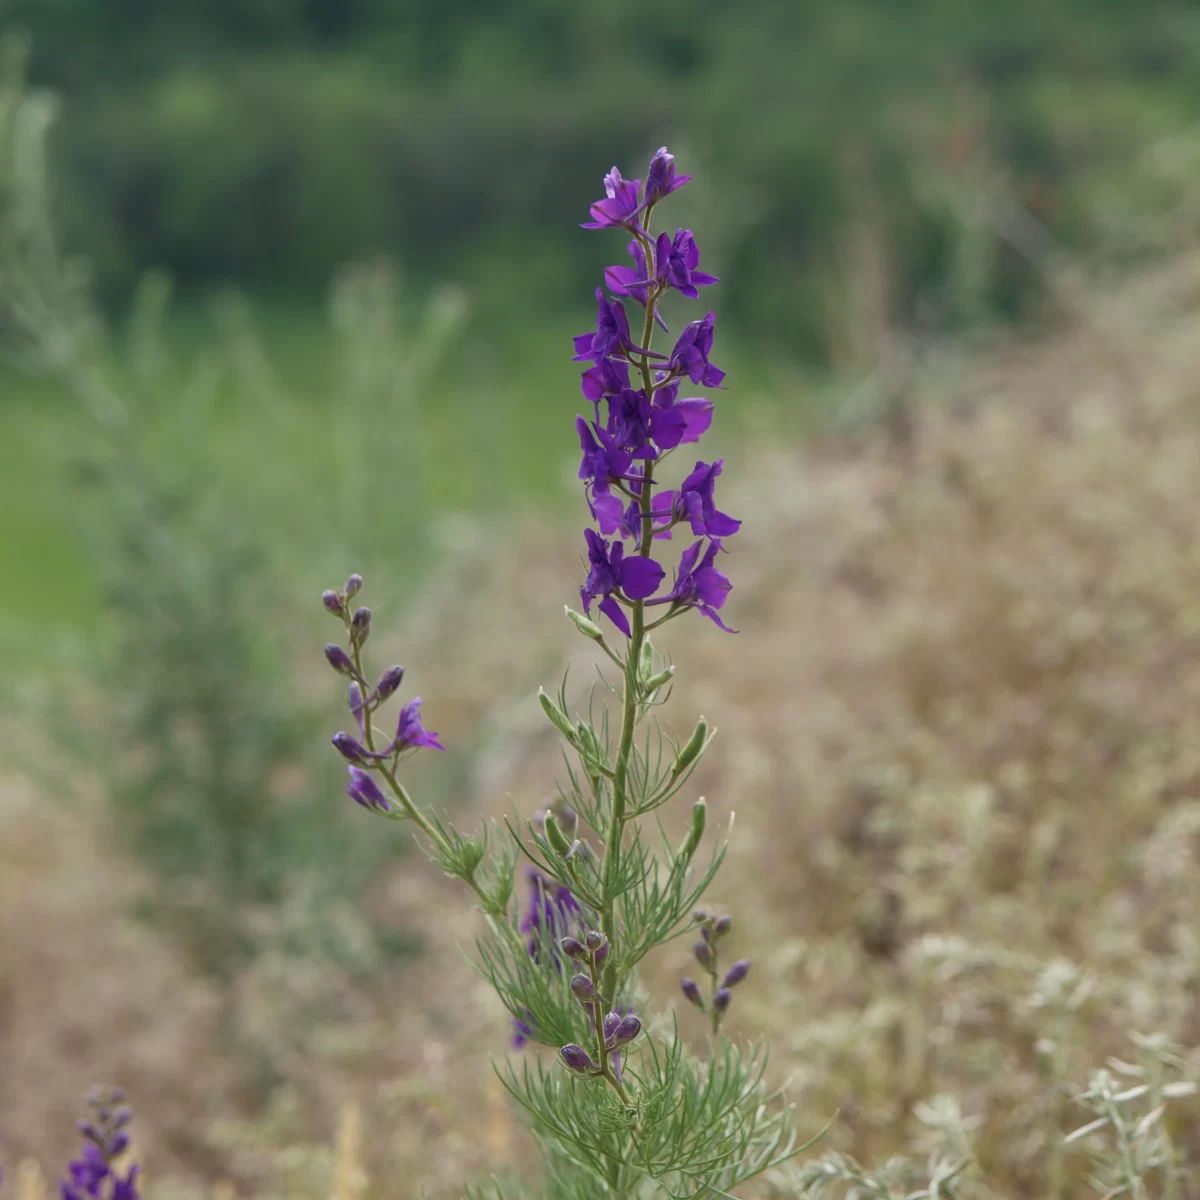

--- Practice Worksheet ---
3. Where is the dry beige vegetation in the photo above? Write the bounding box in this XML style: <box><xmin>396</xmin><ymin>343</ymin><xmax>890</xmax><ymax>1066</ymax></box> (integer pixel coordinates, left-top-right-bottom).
<box><xmin>5</xmin><ymin>253</ymin><xmax>1200</xmax><ymax>1197</ymax></box>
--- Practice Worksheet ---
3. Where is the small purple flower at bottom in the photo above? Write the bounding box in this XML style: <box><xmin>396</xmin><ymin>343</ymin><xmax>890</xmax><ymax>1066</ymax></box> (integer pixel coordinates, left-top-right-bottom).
<box><xmin>580</xmin><ymin>529</ymin><xmax>665</xmax><ymax>638</ymax></box>
<box><xmin>345</xmin><ymin>767</ymin><xmax>391</xmax><ymax>814</ymax></box>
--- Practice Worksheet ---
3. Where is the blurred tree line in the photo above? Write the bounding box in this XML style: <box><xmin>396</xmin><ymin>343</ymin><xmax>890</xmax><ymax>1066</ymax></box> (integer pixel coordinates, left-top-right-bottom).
<box><xmin>8</xmin><ymin>0</ymin><xmax>1200</xmax><ymax>361</ymax></box>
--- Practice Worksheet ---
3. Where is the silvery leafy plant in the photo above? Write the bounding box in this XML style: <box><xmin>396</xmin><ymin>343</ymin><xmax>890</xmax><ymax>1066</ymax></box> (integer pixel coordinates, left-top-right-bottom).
<box><xmin>320</xmin><ymin>148</ymin><xmax>816</xmax><ymax>1198</ymax></box>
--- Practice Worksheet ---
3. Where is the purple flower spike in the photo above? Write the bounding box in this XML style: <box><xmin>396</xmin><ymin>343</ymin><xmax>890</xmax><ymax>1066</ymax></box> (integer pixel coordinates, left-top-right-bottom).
<box><xmin>644</xmin><ymin>146</ymin><xmax>690</xmax><ymax>208</ymax></box>
<box><xmin>394</xmin><ymin>698</ymin><xmax>445</xmax><ymax>753</ymax></box>
<box><xmin>560</xmin><ymin>1043</ymin><xmax>598</xmax><ymax>1073</ymax></box>
<box><xmin>345</xmin><ymin>766</ymin><xmax>391</xmax><ymax>813</ymax></box>
<box><xmin>580</xmin><ymin>529</ymin><xmax>666</xmax><ymax>638</ymax></box>
<box><xmin>581</xmin><ymin>166</ymin><xmax>643</xmax><ymax>231</ymax></box>
<box><xmin>668</xmin><ymin>313</ymin><xmax>725</xmax><ymax>388</ymax></box>
<box><xmin>722</xmin><ymin>959</ymin><xmax>751</xmax><ymax>988</ymax></box>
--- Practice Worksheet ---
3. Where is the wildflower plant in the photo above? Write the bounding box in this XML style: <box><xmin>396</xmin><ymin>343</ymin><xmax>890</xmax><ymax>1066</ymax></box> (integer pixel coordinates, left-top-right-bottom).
<box><xmin>320</xmin><ymin>148</ymin><xmax>815</xmax><ymax>1196</ymax></box>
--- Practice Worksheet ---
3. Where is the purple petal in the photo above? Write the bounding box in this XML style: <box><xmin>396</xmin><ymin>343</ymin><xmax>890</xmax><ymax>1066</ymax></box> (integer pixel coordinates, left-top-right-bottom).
<box><xmin>599</xmin><ymin>594</ymin><xmax>631</xmax><ymax>638</ymax></box>
<box><xmin>618</xmin><ymin>554</ymin><xmax>666</xmax><ymax>600</ymax></box>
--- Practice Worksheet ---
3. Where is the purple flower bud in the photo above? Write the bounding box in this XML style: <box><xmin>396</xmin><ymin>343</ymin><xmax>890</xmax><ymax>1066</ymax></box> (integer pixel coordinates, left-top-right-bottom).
<box><xmin>113</xmin><ymin>1107</ymin><xmax>132</xmax><ymax>1128</ymax></box>
<box><xmin>348</xmin><ymin>681</ymin><xmax>366</xmax><ymax>735</ymax></box>
<box><xmin>345</xmin><ymin>766</ymin><xmax>391</xmax><ymax>813</ymax></box>
<box><xmin>585</xmin><ymin>930</ymin><xmax>607</xmax><ymax>952</ymax></box>
<box><xmin>681</xmin><ymin>977</ymin><xmax>704</xmax><ymax>1009</ymax></box>
<box><xmin>644</xmin><ymin>146</ymin><xmax>691</xmax><ymax>208</ymax></box>
<box><xmin>714</xmin><ymin>915</ymin><xmax>733</xmax><ymax>937</ymax></box>
<box><xmin>559</xmin><ymin>936</ymin><xmax>587</xmax><ymax>960</ymax></box>
<box><xmin>344</xmin><ymin>573</ymin><xmax>364</xmax><ymax>597</ymax></box>
<box><xmin>693</xmin><ymin>939</ymin><xmax>713</xmax><ymax>967</ymax></box>
<box><xmin>350</xmin><ymin>606</ymin><xmax>371</xmax><ymax>644</ymax></box>
<box><xmin>322</xmin><ymin>589</ymin><xmax>344</xmax><ymax>616</ymax></box>
<box><xmin>603</xmin><ymin>1011</ymin><xmax>621</xmax><ymax>1043</ymax></box>
<box><xmin>376</xmin><ymin>665</ymin><xmax>405</xmax><ymax>702</ymax></box>
<box><xmin>570</xmin><ymin>973</ymin><xmax>597</xmax><ymax>1002</ymax></box>
<box><xmin>331</xmin><ymin>732</ymin><xmax>371</xmax><ymax>765</ymax></box>
<box><xmin>722</xmin><ymin>959</ymin><xmax>751</xmax><ymax>988</ymax></box>
<box><xmin>609</xmin><ymin>1014</ymin><xmax>642</xmax><ymax>1047</ymax></box>
<box><xmin>324</xmin><ymin>643</ymin><xmax>355</xmax><ymax>676</ymax></box>
<box><xmin>713</xmin><ymin>987</ymin><xmax>732</xmax><ymax>1013</ymax></box>
<box><xmin>109</xmin><ymin>1131</ymin><xmax>130</xmax><ymax>1158</ymax></box>
<box><xmin>692</xmin><ymin>908</ymin><xmax>708</xmax><ymax>923</ymax></box>
<box><xmin>560</xmin><ymin>1043</ymin><xmax>597</xmax><ymax>1073</ymax></box>
<box><xmin>593</xmin><ymin>939</ymin><xmax>610</xmax><ymax>967</ymax></box>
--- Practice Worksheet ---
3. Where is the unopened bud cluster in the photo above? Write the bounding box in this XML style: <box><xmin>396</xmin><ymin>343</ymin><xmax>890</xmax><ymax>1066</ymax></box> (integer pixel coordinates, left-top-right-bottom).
<box><xmin>680</xmin><ymin>909</ymin><xmax>751</xmax><ymax>1033</ymax></box>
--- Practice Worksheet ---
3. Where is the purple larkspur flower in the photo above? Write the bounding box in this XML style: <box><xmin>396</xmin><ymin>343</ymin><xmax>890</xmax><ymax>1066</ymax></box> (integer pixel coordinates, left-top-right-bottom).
<box><xmin>654</xmin><ymin>460</ymin><xmax>741</xmax><ymax>539</ymax></box>
<box><xmin>647</xmin><ymin>539</ymin><xmax>735</xmax><ymax>632</ymax></box>
<box><xmin>573</xmin><ymin>289</ymin><xmax>658</xmax><ymax>364</ymax></box>
<box><xmin>605</xmin><ymin>240</ymin><xmax>670</xmax><ymax>332</ymax></box>
<box><xmin>580</xmin><ymin>356</ymin><xmax>631</xmax><ymax>404</ymax></box>
<box><xmin>606</xmin><ymin>388</ymin><xmax>657</xmax><ymax>459</ymax></box>
<box><xmin>519</xmin><ymin>869</ymin><xmax>584</xmax><ymax>962</ymax></box>
<box><xmin>511</xmin><ymin>1011</ymin><xmax>535</xmax><ymax>1049</ymax></box>
<box><xmin>644</xmin><ymin>146</ymin><xmax>690</xmax><ymax>208</ymax></box>
<box><xmin>648</xmin><ymin>380</ymin><xmax>713</xmax><ymax>451</ymax></box>
<box><xmin>581</xmin><ymin>166</ymin><xmax>643</xmax><ymax>231</ymax></box>
<box><xmin>658</xmin><ymin>229</ymin><xmax>718</xmax><ymax>300</ymax></box>
<box><xmin>577</xmin><ymin>417</ymin><xmax>634</xmax><ymax>535</ymax></box>
<box><xmin>393</xmin><ymin>697</ymin><xmax>444</xmax><ymax>752</ymax></box>
<box><xmin>667</xmin><ymin>313</ymin><xmax>725</xmax><ymax>388</ymax></box>
<box><xmin>345</xmin><ymin>766</ymin><xmax>391</xmax><ymax>813</ymax></box>
<box><xmin>580</xmin><ymin>529</ymin><xmax>665</xmax><ymax>638</ymax></box>
<box><xmin>60</xmin><ymin>1090</ymin><xmax>141</xmax><ymax>1200</ymax></box>
<box><xmin>332</xmin><ymin>731</ymin><xmax>372</xmax><ymax>765</ymax></box>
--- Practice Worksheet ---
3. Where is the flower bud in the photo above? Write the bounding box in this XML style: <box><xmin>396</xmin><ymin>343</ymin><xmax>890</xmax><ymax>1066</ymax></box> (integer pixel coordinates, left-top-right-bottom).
<box><xmin>565</xmin><ymin>606</ymin><xmax>605</xmax><ymax>642</ymax></box>
<box><xmin>544</xmin><ymin>813</ymin><xmax>573</xmax><ymax>858</ymax></box>
<box><xmin>570</xmin><ymin>974</ymin><xmax>597</xmax><ymax>1002</ymax></box>
<box><xmin>348</xmin><ymin>681</ymin><xmax>366</xmax><ymax>732</ymax></box>
<box><xmin>109</xmin><ymin>1131</ymin><xmax>130</xmax><ymax>1158</ymax></box>
<box><xmin>713</xmin><ymin>987</ymin><xmax>732</xmax><ymax>1013</ymax></box>
<box><xmin>693</xmin><ymin>939</ymin><xmax>713</xmax><ymax>968</ymax></box>
<box><xmin>324</xmin><ymin>643</ymin><xmax>355</xmax><ymax>676</ymax></box>
<box><xmin>691</xmin><ymin>908</ymin><xmax>708</xmax><ymax>924</ymax></box>
<box><xmin>603</xmin><ymin>1011</ymin><xmax>621</xmax><ymax>1040</ymax></box>
<box><xmin>638</xmin><ymin>637</ymin><xmax>655</xmax><ymax>681</ymax></box>
<box><xmin>671</xmin><ymin>716</ymin><xmax>709</xmax><ymax>777</ymax></box>
<box><xmin>592</xmin><ymin>938</ymin><xmax>610</xmax><ymax>967</ymax></box>
<box><xmin>681</xmin><ymin>977</ymin><xmax>705</xmax><ymax>1009</ymax></box>
<box><xmin>585</xmin><ymin>930</ymin><xmax>606</xmax><ymax>952</ymax></box>
<box><xmin>331</xmin><ymin>732</ymin><xmax>371</xmax><ymax>765</ymax></box>
<box><xmin>350</xmin><ymin>606</ymin><xmax>372</xmax><ymax>644</ymax></box>
<box><xmin>713</xmin><ymin>914</ymin><xmax>732</xmax><ymax>937</ymax></box>
<box><xmin>560</xmin><ymin>1044</ymin><xmax>597</xmax><ymax>1074</ymax></box>
<box><xmin>559</xmin><ymin>936</ymin><xmax>588</xmax><ymax>961</ymax></box>
<box><xmin>609</xmin><ymin>1015</ymin><xmax>642</xmax><ymax>1047</ymax></box>
<box><xmin>376</xmin><ymin>665</ymin><xmax>405</xmax><ymax>702</ymax></box>
<box><xmin>344</xmin><ymin>573</ymin><xmax>364</xmax><ymax>598</ymax></box>
<box><xmin>345</xmin><ymin>766</ymin><xmax>391</xmax><ymax>813</ymax></box>
<box><xmin>539</xmin><ymin>689</ymin><xmax>577</xmax><ymax>741</ymax></box>
<box><xmin>722</xmin><ymin>959</ymin><xmax>750</xmax><ymax>988</ymax></box>
<box><xmin>322</xmin><ymin>589</ymin><xmax>344</xmax><ymax>616</ymax></box>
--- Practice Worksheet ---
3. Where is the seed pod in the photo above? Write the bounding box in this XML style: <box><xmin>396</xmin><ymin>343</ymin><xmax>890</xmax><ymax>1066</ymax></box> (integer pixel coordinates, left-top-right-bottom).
<box><xmin>671</xmin><ymin>716</ymin><xmax>709</xmax><ymax>777</ymax></box>
<box><xmin>680</xmin><ymin>977</ymin><xmax>705</xmax><ymax>1010</ymax></box>
<box><xmin>539</xmin><ymin>689</ymin><xmax>577</xmax><ymax>740</ymax></box>
<box><xmin>322</xmin><ymin>589</ymin><xmax>344</xmax><ymax>616</ymax></box>
<box><xmin>564</xmin><ymin>606</ymin><xmax>605</xmax><ymax>642</ymax></box>
<box><xmin>639</xmin><ymin>637</ymin><xmax>655</xmax><ymax>682</ymax></box>
<box><xmin>570</xmin><ymin>974</ymin><xmax>597</xmax><ymax>1002</ymax></box>
<box><xmin>324</xmin><ymin>643</ymin><xmax>355</xmax><ymax>676</ymax></box>
<box><xmin>560</xmin><ymin>1044</ymin><xmax>596</xmax><ymax>1073</ymax></box>
<box><xmin>675</xmin><ymin>798</ymin><xmax>707</xmax><ymax>868</ymax></box>
<box><xmin>643</xmin><ymin>666</ymin><xmax>675</xmax><ymax>694</ymax></box>
<box><xmin>544</xmin><ymin>813</ymin><xmax>573</xmax><ymax>859</ymax></box>
<box><xmin>722</xmin><ymin>959</ymin><xmax>751</xmax><ymax>988</ymax></box>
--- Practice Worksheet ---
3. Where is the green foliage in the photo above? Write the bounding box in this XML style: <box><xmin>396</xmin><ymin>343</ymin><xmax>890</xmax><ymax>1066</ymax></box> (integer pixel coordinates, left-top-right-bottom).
<box><xmin>9</xmin><ymin>1</ymin><xmax>1200</xmax><ymax>357</ymax></box>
